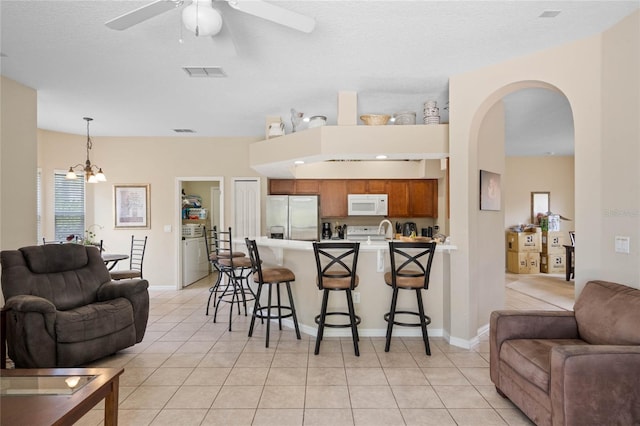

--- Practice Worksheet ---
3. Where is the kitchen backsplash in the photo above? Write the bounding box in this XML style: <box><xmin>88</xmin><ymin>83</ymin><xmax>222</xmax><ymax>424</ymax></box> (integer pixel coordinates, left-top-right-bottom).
<box><xmin>321</xmin><ymin>217</ymin><xmax>437</xmax><ymax>234</ymax></box>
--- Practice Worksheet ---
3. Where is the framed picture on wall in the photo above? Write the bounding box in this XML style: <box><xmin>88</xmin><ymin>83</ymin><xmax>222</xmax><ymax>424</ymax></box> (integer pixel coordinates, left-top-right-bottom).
<box><xmin>479</xmin><ymin>170</ymin><xmax>501</xmax><ymax>211</ymax></box>
<box><xmin>114</xmin><ymin>184</ymin><xmax>150</xmax><ymax>229</ymax></box>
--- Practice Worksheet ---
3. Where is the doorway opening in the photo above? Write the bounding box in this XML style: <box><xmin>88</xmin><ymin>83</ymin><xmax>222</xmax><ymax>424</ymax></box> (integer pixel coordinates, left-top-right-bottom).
<box><xmin>500</xmin><ymin>87</ymin><xmax>575</xmax><ymax>309</ymax></box>
<box><xmin>176</xmin><ymin>177</ymin><xmax>225</xmax><ymax>290</ymax></box>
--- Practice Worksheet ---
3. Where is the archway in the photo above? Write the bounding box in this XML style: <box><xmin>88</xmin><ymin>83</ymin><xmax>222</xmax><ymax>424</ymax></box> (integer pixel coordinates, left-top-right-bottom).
<box><xmin>469</xmin><ymin>81</ymin><xmax>575</xmax><ymax>332</ymax></box>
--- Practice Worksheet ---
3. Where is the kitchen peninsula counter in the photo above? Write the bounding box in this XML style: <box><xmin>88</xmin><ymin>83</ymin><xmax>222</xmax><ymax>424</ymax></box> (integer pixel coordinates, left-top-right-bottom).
<box><xmin>235</xmin><ymin>237</ymin><xmax>456</xmax><ymax>339</ymax></box>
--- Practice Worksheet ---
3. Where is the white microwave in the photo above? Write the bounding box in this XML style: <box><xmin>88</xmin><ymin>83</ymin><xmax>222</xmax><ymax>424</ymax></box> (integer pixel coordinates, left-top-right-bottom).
<box><xmin>347</xmin><ymin>194</ymin><xmax>388</xmax><ymax>216</ymax></box>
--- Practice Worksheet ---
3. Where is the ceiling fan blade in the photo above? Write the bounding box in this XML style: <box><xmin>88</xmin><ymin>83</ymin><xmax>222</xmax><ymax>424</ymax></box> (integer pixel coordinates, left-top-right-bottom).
<box><xmin>225</xmin><ymin>0</ymin><xmax>315</xmax><ymax>33</ymax></box>
<box><xmin>105</xmin><ymin>0</ymin><xmax>182</xmax><ymax>31</ymax></box>
<box><xmin>210</xmin><ymin>21</ymin><xmax>238</xmax><ymax>57</ymax></box>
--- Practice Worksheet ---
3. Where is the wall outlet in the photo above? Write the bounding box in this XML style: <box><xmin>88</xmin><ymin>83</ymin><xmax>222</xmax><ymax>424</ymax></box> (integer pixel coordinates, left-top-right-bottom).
<box><xmin>352</xmin><ymin>292</ymin><xmax>361</xmax><ymax>303</ymax></box>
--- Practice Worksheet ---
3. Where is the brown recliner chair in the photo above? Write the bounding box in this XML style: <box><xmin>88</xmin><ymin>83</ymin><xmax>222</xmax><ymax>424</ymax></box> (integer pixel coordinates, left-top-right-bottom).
<box><xmin>490</xmin><ymin>280</ymin><xmax>640</xmax><ymax>425</ymax></box>
<box><xmin>1</xmin><ymin>243</ymin><xmax>149</xmax><ymax>368</ymax></box>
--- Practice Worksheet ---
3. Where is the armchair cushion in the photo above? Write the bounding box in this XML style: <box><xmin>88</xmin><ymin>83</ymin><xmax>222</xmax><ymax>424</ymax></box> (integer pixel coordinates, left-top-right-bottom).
<box><xmin>501</xmin><ymin>339</ymin><xmax>587</xmax><ymax>392</ymax></box>
<box><xmin>56</xmin><ymin>298</ymin><xmax>134</xmax><ymax>343</ymax></box>
<box><xmin>574</xmin><ymin>280</ymin><xmax>640</xmax><ymax>345</ymax></box>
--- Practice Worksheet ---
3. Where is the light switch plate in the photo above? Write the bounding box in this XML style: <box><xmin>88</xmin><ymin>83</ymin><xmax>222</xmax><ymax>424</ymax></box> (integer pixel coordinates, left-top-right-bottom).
<box><xmin>164</xmin><ymin>225</ymin><xmax>172</xmax><ymax>233</ymax></box>
<box><xmin>614</xmin><ymin>236</ymin><xmax>630</xmax><ymax>254</ymax></box>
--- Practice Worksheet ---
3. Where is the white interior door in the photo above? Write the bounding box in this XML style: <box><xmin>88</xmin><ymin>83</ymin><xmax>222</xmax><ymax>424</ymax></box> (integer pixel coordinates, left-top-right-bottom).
<box><xmin>233</xmin><ymin>178</ymin><xmax>260</xmax><ymax>239</ymax></box>
<box><xmin>210</xmin><ymin>187</ymin><xmax>221</xmax><ymax>231</ymax></box>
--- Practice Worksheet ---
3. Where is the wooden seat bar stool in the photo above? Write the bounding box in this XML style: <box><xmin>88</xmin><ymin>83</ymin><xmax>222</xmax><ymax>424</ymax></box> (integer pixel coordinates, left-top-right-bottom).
<box><xmin>212</xmin><ymin>227</ymin><xmax>255</xmax><ymax>331</ymax></box>
<box><xmin>312</xmin><ymin>241</ymin><xmax>361</xmax><ymax>356</ymax></box>
<box><xmin>384</xmin><ymin>241</ymin><xmax>436</xmax><ymax>355</ymax></box>
<box><xmin>245</xmin><ymin>238</ymin><xmax>301</xmax><ymax>347</ymax></box>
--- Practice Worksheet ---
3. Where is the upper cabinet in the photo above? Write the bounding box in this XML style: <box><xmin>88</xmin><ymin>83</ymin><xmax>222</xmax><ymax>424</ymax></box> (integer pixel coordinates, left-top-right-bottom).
<box><xmin>269</xmin><ymin>179</ymin><xmax>319</xmax><ymax>195</ymax></box>
<box><xmin>269</xmin><ymin>179</ymin><xmax>296</xmax><ymax>194</ymax></box>
<box><xmin>386</xmin><ymin>180</ymin><xmax>410</xmax><ymax>217</ymax></box>
<box><xmin>319</xmin><ymin>180</ymin><xmax>348</xmax><ymax>218</ymax></box>
<box><xmin>409</xmin><ymin>180</ymin><xmax>438</xmax><ymax>217</ymax></box>
<box><xmin>269</xmin><ymin>178</ymin><xmax>438</xmax><ymax>218</ymax></box>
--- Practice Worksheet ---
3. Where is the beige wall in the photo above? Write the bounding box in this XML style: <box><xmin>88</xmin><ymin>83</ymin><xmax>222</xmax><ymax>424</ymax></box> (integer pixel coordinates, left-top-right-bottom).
<box><xmin>504</xmin><ymin>156</ymin><xmax>575</xmax><ymax>232</ymax></box>
<box><xmin>448</xmin><ymin>10</ymin><xmax>639</xmax><ymax>343</ymax></box>
<box><xmin>38</xmin><ymin>130</ymin><xmax>261</xmax><ymax>288</ymax></box>
<box><xmin>600</xmin><ymin>11</ymin><xmax>640</xmax><ymax>286</ymax></box>
<box><xmin>1</xmin><ymin>77</ymin><xmax>37</xmax><ymax>251</ymax></box>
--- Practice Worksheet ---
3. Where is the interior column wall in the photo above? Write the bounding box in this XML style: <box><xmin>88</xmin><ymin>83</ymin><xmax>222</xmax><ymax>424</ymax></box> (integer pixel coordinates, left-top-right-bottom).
<box><xmin>449</xmin><ymin>33</ymin><xmax>605</xmax><ymax>342</ymax></box>
<box><xmin>475</xmin><ymin>101</ymin><xmax>506</xmax><ymax>331</ymax></box>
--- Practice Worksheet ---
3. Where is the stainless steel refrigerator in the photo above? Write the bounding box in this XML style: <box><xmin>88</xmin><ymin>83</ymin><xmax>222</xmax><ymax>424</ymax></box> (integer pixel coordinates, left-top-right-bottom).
<box><xmin>266</xmin><ymin>195</ymin><xmax>319</xmax><ymax>241</ymax></box>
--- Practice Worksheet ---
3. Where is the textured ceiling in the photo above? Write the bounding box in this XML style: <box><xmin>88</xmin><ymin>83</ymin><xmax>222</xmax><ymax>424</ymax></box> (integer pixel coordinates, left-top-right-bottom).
<box><xmin>1</xmin><ymin>1</ymin><xmax>638</xmax><ymax>156</ymax></box>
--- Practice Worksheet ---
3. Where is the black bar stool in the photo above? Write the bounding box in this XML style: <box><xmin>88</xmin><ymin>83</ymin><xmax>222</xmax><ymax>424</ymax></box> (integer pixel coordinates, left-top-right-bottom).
<box><xmin>212</xmin><ymin>227</ymin><xmax>255</xmax><ymax>331</ymax></box>
<box><xmin>245</xmin><ymin>238</ymin><xmax>301</xmax><ymax>347</ymax></box>
<box><xmin>312</xmin><ymin>241</ymin><xmax>361</xmax><ymax>356</ymax></box>
<box><xmin>203</xmin><ymin>226</ymin><xmax>238</xmax><ymax>315</ymax></box>
<box><xmin>384</xmin><ymin>241</ymin><xmax>436</xmax><ymax>355</ymax></box>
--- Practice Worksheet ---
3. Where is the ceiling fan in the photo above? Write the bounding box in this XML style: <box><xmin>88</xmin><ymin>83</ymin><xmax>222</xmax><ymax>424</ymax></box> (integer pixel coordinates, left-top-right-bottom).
<box><xmin>105</xmin><ymin>0</ymin><xmax>316</xmax><ymax>38</ymax></box>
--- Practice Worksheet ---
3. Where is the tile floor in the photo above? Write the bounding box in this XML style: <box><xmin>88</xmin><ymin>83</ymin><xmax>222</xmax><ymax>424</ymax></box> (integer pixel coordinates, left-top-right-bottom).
<box><xmin>35</xmin><ymin>273</ymin><xmax>572</xmax><ymax>425</ymax></box>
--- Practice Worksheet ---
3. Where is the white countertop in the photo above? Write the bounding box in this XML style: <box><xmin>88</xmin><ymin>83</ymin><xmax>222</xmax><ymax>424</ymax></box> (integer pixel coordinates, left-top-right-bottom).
<box><xmin>237</xmin><ymin>236</ymin><xmax>457</xmax><ymax>252</ymax></box>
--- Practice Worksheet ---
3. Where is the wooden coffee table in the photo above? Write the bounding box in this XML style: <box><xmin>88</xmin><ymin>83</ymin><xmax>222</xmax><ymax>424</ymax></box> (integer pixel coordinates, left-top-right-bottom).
<box><xmin>1</xmin><ymin>367</ymin><xmax>123</xmax><ymax>426</ymax></box>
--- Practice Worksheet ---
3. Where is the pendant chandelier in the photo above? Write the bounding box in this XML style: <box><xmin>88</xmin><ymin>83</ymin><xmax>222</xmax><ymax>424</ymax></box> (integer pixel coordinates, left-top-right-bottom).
<box><xmin>65</xmin><ymin>117</ymin><xmax>106</xmax><ymax>183</ymax></box>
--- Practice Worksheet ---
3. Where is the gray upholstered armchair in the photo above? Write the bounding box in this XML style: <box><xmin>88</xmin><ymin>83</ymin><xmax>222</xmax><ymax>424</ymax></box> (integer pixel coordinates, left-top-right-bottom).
<box><xmin>490</xmin><ymin>280</ymin><xmax>640</xmax><ymax>425</ymax></box>
<box><xmin>1</xmin><ymin>243</ymin><xmax>149</xmax><ymax>368</ymax></box>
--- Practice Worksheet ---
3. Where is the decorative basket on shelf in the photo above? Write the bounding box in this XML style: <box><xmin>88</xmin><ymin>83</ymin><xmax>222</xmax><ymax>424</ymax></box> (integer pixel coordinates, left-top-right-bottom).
<box><xmin>359</xmin><ymin>114</ymin><xmax>391</xmax><ymax>125</ymax></box>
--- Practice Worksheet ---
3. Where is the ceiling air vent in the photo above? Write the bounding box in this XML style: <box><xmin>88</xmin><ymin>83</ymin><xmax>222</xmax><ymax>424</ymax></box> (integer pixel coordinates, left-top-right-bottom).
<box><xmin>539</xmin><ymin>10</ymin><xmax>561</xmax><ymax>18</ymax></box>
<box><xmin>173</xmin><ymin>129</ymin><xmax>195</xmax><ymax>133</ymax></box>
<box><xmin>182</xmin><ymin>67</ymin><xmax>226</xmax><ymax>77</ymax></box>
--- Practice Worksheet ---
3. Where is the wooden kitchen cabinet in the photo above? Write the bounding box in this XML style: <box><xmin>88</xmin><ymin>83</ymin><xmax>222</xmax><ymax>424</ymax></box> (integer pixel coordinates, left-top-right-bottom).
<box><xmin>295</xmin><ymin>179</ymin><xmax>320</xmax><ymax>194</ymax></box>
<box><xmin>270</xmin><ymin>178</ymin><xmax>437</xmax><ymax>218</ymax></box>
<box><xmin>346</xmin><ymin>180</ymin><xmax>367</xmax><ymax>194</ymax></box>
<box><xmin>319</xmin><ymin>180</ymin><xmax>348</xmax><ymax>217</ymax></box>
<box><xmin>269</xmin><ymin>179</ymin><xmax>320</xmax><ymax>195</ymax></box>
<box><xmin>346</xmin><ymin>179</ymin><xmax>386</xmax><ymax>194</ymax></box>
<box><xmin>367</xmin><ymin>180</ymin><xmax>387</xmax><ymax>194</ymax></box>
<box><xmin>409</xmin><ymin>180</ymin><xmax>438</xmax><ymax>217</ymax></box>
<box><xmin>386</xmin><ymin>180</ymin><xmax>410</xmax><ymax>217</ymax></box>
<box><xmin>269</xmin><ymin>179</ymin><xmax>295</xmax><ymax>194</ymax></box>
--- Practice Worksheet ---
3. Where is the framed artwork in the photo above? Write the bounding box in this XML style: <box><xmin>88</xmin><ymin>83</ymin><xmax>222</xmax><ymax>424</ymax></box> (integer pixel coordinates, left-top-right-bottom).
<box><xmin>114</xmin><ymin>184</ymin><xmax>150</xmax><ymax>229</ymax></box>
<box><xmin>479</xmin><ymin>170</ymin><xmax>501</xmax><ymax>211</ymax></box>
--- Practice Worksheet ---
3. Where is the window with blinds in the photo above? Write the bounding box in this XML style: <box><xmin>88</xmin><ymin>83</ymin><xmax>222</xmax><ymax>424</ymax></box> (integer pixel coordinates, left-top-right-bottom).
<box><xmin>54</xmin><ymin>171</ymin><xmax>85</xmax><ymax>241</ymax></box>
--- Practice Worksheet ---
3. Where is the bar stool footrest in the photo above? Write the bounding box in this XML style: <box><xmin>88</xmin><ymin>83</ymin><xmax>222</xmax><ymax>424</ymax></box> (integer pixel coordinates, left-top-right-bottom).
<box><xmin>315</xmin><ymin>312</ymin><xmax>361</xmax><ymax>328</ymax></box>
<box><xmin>384</xmin><ymin>310</ymin><xmax>431</xmax><ymax>327</ymax></box>
<box><xmin>217</xmin><ymin>289</ymin><xmax>256</xmax><ymax>304</ymax></box>
<box><xmin>254</xmin><ymin>305</ymin><xmax>295</xmax><ymax>320</ymax></box>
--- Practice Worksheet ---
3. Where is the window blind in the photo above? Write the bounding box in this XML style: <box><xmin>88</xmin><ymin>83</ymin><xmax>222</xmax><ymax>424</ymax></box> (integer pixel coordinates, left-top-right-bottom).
<box><xmin>54</xmin><ymin>172</ymin><xmax>85</xmax><ymax>241</ymax></box>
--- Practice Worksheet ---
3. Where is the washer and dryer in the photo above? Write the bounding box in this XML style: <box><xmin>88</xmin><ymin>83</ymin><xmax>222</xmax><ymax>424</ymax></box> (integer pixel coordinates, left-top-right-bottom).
<box><xmin>182</xmin><ymin>224</ymin><xmax>209</xmax><ymax>287</ymax></box>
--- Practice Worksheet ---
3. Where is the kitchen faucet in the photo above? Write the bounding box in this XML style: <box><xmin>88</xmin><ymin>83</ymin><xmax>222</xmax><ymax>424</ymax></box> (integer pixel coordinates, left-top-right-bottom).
<box><xmin>377</xmin><ymin>219</ymin><xmax>393</xmax><ymax>240</ymax></box>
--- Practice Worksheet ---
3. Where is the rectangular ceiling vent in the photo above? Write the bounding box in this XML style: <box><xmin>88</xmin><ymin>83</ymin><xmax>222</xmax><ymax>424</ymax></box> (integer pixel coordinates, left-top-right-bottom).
<box><xmin>173</xmin><ymin>128</ymin><xmax>195</xmax><ymax>133</ymax></box>
<box><xmin>183</xmin><ymin>67</ymin><xmax>226</xmax><ymax>78</ymax></box>
<box><xmin>539</xmin><ymin>10</ymin><xmax>561</xmax><ymax>18</ymax></box>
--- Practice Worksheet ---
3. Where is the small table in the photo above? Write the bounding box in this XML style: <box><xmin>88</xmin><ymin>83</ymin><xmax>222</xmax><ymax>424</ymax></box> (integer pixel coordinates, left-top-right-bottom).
<box><xmin>102</xmin><ymin>254</ymin><xmax>129</xmax><ymax>271</ymax></box>
<box><xmin>1</xmin><ymin>367</ymin><xmax>123</xmax><ymax>426</ymax></box>
<box><xmin>564</xmin><ymin>244</ymin><xmax>575</xmax><ymax>281</ymax></box>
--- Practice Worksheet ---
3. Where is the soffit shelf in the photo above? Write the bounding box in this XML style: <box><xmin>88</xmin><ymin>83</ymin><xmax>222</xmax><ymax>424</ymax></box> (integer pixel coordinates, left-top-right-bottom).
<box><xmin>249</xmin><ymin>124</ymin><xmax>449</xmax><ymax>178</ymax></box>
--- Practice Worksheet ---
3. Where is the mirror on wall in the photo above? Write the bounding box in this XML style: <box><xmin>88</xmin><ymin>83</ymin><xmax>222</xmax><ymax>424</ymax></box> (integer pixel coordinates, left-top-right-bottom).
<box><xmin>531</xmin><ymin>192</ymin><xmax>550</xmax><ymax>224</ymax></box>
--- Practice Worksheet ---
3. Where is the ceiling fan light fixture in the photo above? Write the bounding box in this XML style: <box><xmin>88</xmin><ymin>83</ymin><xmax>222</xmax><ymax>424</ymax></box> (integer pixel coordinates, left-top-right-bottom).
<box><xmin>182</xmin><ymin>0</ymin><xmax>223</xmax><ymax>37</ymax></box>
